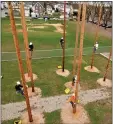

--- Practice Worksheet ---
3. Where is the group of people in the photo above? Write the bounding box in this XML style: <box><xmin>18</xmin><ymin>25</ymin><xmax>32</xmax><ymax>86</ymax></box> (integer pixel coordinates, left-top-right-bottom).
<box><xmin>15</xmin><ymin>39</ymin><xmax>98</xmax><ymax>108</ymax></box>
<box><xmin>59</xmin><ymin>37</ymin><xmax>99</xmax><ymax>52</ymax></box>
<box><xmin>29</xmin><ymin>38</ymin><xmax>99</xmax><ymax>56</ymax></box>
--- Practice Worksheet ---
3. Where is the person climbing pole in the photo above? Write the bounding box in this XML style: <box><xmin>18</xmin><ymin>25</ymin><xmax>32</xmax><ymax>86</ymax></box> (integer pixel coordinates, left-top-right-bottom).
<box><xmin>60</xmin><ymin>37</ymin><xmax>64</xmax><ymax>49</ymax></box>
<box><xmin>68</xmin><ymin>93</ymin><xmax>76</xmax><ymax>108</ymax></box>
<box><xmin>29</xmin><ymin>42</ymin><xmax>34</xmax><ymax>58</ymax></box>
<box><xmin>94</xmin><ymin>42</ymin><xmax>99</xmax><ymax>52</ymax></box>
<box><xmin>15</xmin><ymin>81</ymin><xmax>24</xmax><ymax>96</ymax></box>
<box><xmin>72</xmin><ymin>75</ymin><xmax>77</xmax><ymax>86</ymax></box>
<box><xmin>15</xmin><ymin>81</ymin><xmax>28</xmax><ymax>96</ymax></box>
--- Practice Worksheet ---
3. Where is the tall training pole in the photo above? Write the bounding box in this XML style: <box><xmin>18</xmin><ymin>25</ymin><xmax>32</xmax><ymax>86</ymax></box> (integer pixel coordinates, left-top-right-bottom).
<box><xmin>20</xmin><ymin>2</ymin><xmax>30</xmax><ymax>77</ymax></box>
<box><xmin>20</xmin><ymin>2</ymin><xmax>35</xmax><ymax>92</ymax></box>
<box><xmin>72</xmin><ymin>4</ymin><xmax>81</xmax><ymax>77</ymax></box>
<box><xmin>90</xmin><ymin>5</ymin><xmax>102</xmax><ymax>69</ymax></box>
<box><xmin>103</xmin><ymin>50</ymin><xmax>112</xmax><ymax>81</ymax></box>
<box><xmin>73</xmin><ymin>3</ymin><xmax>86</xmax><ymax>113</ymax></box>
<box><xmin>8</xmin><ymin>2</ymin><xmax>33</xmax><ymax>122</ymax></box>
<box><xmin>62</xmin><ymin>1</ymin><xmax>66</xmax><ymax>72</ymax></box>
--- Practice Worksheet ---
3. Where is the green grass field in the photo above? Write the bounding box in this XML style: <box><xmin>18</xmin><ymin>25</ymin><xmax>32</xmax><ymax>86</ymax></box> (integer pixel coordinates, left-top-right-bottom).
<box><xmin>1</xmin><ymin>18</ymin><xmax>112</xmax><ymax>52</ymax></box>
<box><xmin>1</xmin><ymin>54</ymin><xmax>112</xmax><ymax>104</ymax></box>
<box><xmin>1</xmin><ymin>18</ymin><xmax>112</xmax><ymax>124</ymax></box>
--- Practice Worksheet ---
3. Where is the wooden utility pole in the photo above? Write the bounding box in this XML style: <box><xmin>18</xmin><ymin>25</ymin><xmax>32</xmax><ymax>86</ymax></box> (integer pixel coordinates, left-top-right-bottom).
<box><xmin>20</xmin><ymin>2</ymin><xmax>35</xmax><ymax>92</ymax></box>
<box><xmin>73</xmin><ymin>3</ymin><xmax>86</xmax><ymax>113</ymax></box>
<box><xmin>62</xmin><ymin>1</ymin><xmax>66</xmax><ymax>72</ymax></box>
<box><xmin>103</xmin><ymin>50</ymin><xmax>112</xmax><ymax>81</ymax></box>
<box><xmin>20</xmin><ymin>3</ymin><xmax>30</xmax><ymax>77</ymax></box>
<box><xmin>90</xmin><ymin>5</ymin><xmax>102</xmax><ymax>69</ymax></box>
<box><xmin>72</xmin><ymin>4</ymin><xmax>81</xmax><ymax>86</ymax></box>
<box><xmin>8</xmin><ymin>2</ymin><xmax>33</xmax><ymax>122</ymax></box>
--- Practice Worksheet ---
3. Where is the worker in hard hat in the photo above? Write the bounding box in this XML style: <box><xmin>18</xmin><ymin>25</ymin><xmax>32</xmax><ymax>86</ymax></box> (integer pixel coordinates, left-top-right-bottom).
<box><xmin>68</xmin><ymin>93</ymin><xmax>76</xmax><ymax>108</ymax></box>
<box><xmin>15</xmin><ymin>81</ymin><xmax>24</xmax><ymax>95</ymax></box>
<box><xmin>94</xmin><ymin>42</ymin><xmax>99</xmax><ymax>52</ymax></box>
<box><xmin>60</xmin><ymin>37</ymin><xmax>64</xmax><ymax>49</ymax></box>
<box><xmin>29</xmin><ymin>42</ymin><xmax>34</xmax><ymax>58</ymax></box>
<box><xmin>68</xmin><ymin>93</ymin><xmax>80</xmax><ymax>108</ymax></box>
<box><xmin>72</xmin><ymin>75</ymin><xmax>77</xmax><ymax>86</ymax></box>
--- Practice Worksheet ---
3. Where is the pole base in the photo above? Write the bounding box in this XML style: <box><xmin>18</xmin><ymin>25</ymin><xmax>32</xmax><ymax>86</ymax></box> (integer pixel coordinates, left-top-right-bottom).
<box><xmin>27</xmin><ymin>87</ymin><xmax>42</xmax><ymax>98</ymax></box>
<box><xmin>64</xmin><ymin>81</ymin><xmax>81</xmax><ymax>93</ymax></box>
<box><xmin>97</xmin><ymin>78</ymin><xmax>112</xmax><ymax>88</ymax></box>
<box><xmin>21</xmin><ymin>111</ymin><xmax>45</xmax><ymax>124</ymax></box>
<box><xmin>56</xmin><ymin>69</ymin><xmax>70</xmax><ymax>77</ymax></box>
<box><xmin>84</xmin><ymin>66</ymin><xmax>100</xmax><ymax>73</ymax></box>
<box><xmin>23</xmin><ymin>73</ymin><xmax>38</xmax><ymax>83</ymax></box>
<box><xmin>61</xmin><ymin>103</ymin><xmax>90</xmax><ymax>124</ymax></box>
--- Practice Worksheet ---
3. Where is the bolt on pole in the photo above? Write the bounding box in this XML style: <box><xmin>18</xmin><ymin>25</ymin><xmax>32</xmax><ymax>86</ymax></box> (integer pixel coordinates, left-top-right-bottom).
<box><xmin>73</xmin><ymin>3</ymin><xmax>86</xmax><ymax>114</ymax></box>
<box><xmin>8</xmin><ymin>2</ymin><xmax>33</xmax><ymax>122</ymax></box>
<box><xmin>20</xmin><ymin>2</ymin><xmax>35</xmax><ymax>92</ymax></box>
<box><xmin>90</xmin><ymin>5</ymin><xmax>102</xmax><ymax>69</ymax></box>
<box><xmin>62</xmin><ymin>1</ymin><xmax>66</xmax><ymax>72</ymax></box>
<box><xmin>103</xmin><ymin>49</ymin><xmax>112</xmax><ymax>81</ymax></box>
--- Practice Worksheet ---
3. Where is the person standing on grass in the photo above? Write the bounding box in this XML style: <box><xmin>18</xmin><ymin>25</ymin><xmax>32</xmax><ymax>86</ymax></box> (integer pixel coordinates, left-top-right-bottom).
<box><xmin>15</xmin><ymin>81</ymin><xmax>24</xmax><ymax>96</ymax></box>
<box><xmin>29</xmin><ymin>42</ymin><xmax>34</xmax><ymax>58</ymax></box>
<box><xmin>60</xmin><ymin>37</ymin><xmax>64</xmax><ymax>49</ymax></box>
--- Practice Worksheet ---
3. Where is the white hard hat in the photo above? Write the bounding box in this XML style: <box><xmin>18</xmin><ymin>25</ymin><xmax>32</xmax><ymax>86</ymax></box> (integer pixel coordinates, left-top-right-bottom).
<box><xmin>30</xmin><ymin>42</ymin><xmax>33</xmax><ymax>45</ymax></box>
<box><xmin>72</xmin><ymin>93</ymin><xmax>75</xmax><ymax>96</ymax></box>
<box><xmin>74</xmin><ymin>75</ymin><xmax>77</xmax><ymax>80</ymax></box>
<box><xmin>61</xmin><ymin>37</ymin><xmax>63</xmax><ymax>39</ymax></box>
<box><xmin>17</xmin><ymin>81</ymin><xmax>20</xmax><ymax>85</ymax></box>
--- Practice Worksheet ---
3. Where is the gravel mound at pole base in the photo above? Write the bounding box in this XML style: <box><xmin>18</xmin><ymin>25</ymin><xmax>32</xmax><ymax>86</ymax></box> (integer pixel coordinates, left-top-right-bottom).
<box><xmin>24</xmin><ymin>73</ymin><xmax>38</xmax><ymax>82</ymax></box>
<box><xmin>27</xmin><ymin>87</ymin><xmax>42</xmax><ymax>98</ymax></box>
<box><xmin>97</xmin><ymin>78</ymin><xmax>112</xmax><ymax>88</ymax></box>
<box><xmin>21</xmin><ymin>111</ymin><xmax>45</xmax><ymax>124</ymax></box>
<box><xmin>84</xmin><ymin>66</ymin><xmax>100</xmax><ymax>73</ymax></box>
<box><xmin>61</xmin><ymin>103</ymin><xmax>90</xmax><ymax>124</ymax></box>
<box><xmin>64</xmin><ymin>81</ymin><xmax>81</xmax><ymax>93</ymax></box>
<box><xmin>56</xmin><ymin>69</ymin><xmax>70</xmax><ymax>77</ymax></box>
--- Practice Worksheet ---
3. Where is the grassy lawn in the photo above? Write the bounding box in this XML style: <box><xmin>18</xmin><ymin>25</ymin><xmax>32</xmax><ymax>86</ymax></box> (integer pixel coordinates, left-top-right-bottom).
<box><xmin>1</xmin><ymin>54</ymin><xmax>112</xmax><ymax>104</ymax></box>
<box><xmin>1</xmin><ymin>18</ymin><xmax>112</xmax><ymax>52</ymax></box>
<box><xmin>44</xmin><ymin>110</ymin><xmax>62</xmax><ymax>124</ymax></box>
<box><xmin>1</xmin><ymin>17</ymin><xmax>112</xmax><ymax>123</ymax></box>
<box><xmin>85</xmin><ymin>98</ymin><xmax>112</xmax><ymax>124</ymax></box>
<box><xmin>2</xmin><ymin>118</ymin><xmax>20</xmax><ymax>124</ymax></box>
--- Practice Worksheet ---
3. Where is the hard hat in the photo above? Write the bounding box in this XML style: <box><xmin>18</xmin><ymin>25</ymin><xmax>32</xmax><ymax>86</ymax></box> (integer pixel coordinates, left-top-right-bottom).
<box><xmin>17</xmin><ymin>81</ymin><xmax>20</xmax><ymax>85</ymax></box>
<box><xmin>30</xmin><ymin>42</ymin><xmax>33</xmax><ymax>45</ymax></box>
<box><xmin>72</xmin><ymin>93</ymin><xmax>75</xmax><ymax>96</ymax></box>
<box><xmin>61</xmin><ymin>37</ymin><xmax>63</xmax><ymax>39</ymax></box>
